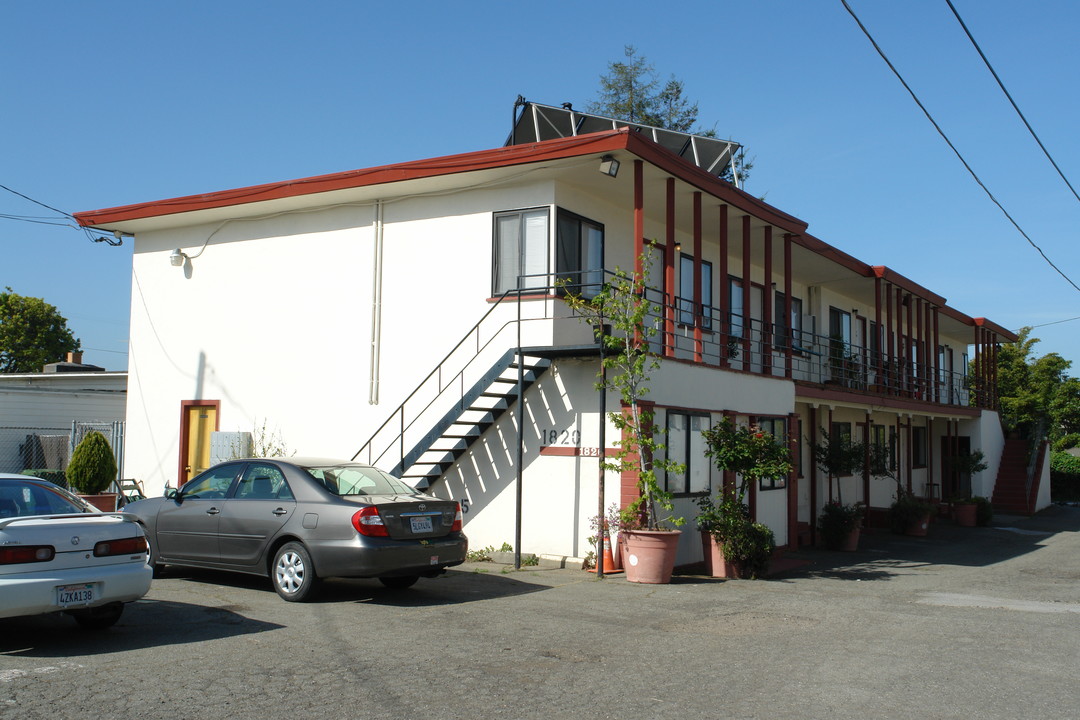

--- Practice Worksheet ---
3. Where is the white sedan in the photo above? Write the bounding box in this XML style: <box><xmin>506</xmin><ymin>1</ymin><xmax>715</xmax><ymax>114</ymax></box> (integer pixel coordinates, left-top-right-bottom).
<box><xmin>0</xmin><ymin>474</ymin><xmax>152</xmax><ymax>629</ymax></box>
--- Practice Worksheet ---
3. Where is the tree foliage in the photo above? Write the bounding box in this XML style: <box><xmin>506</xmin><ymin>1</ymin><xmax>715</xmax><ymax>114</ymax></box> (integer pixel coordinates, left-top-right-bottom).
<box><xmin>587</xmin><ymin>45</ymin><xmax>752</xmax><ymax>183</ymax></box>
<box><xmin>67</xmin><ymin>431</ymin><xmax>118</xmax><ymax>495</ymax></box>
<box><xmin>992</xmin><ymin>327</ymin><xmax>1080</xmax><ymax>450</ymax></box>
<box><xmin>0</xmin><ymin>287</ymin><xmax>80</xmax><ymax>373</ymax></box>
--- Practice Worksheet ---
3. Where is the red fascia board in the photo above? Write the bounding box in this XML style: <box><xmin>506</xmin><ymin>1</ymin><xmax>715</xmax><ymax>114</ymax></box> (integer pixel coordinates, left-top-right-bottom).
<box><xmin>74</xmin><ymin>131</ymin><xmax>635</xmax><ymax>228</ymax></box>
<box><xmin>974</xmin><ymin>317</ymin><xmax>1018</xmax><ymax>342</ymax></box>
<box><xmin>871</xmin><ymin>266</ymin><xmax>947</xmax><ymax>306</ymax></box>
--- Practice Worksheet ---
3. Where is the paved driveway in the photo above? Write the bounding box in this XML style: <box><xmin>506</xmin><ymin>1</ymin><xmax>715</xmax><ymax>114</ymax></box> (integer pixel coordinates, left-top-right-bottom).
<box><xmin>2</xmin><ymin>507</ymin><xmax>1078</xmax><ymax>720</ymax></box>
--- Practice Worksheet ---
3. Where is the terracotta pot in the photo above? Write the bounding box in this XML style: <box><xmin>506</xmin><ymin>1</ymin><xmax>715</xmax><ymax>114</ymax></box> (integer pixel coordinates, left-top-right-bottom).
<box><xmin>623</xmin><ymin>529</ymin><xmax>681</xmax><ymax>584</ymax></box>
<box><xmin>953</xmin><ymin>503</ymin><xmax>977</xmax><ymax>527</ymax></box>
<box><xmin>840</xmin><ymin>526</ymin><xmax>861</xmax><ymax>552</ymax></box>
<box><xmin>905</xmin><ymin>513</ymin><xmax>931</xmax><ymax>537</ymax></box>
<box><xmin>79</xmin><ymin>493</ymin><xmax>119</xmax><ymax>512</ymax></box>
<box><xmin>700</xmin><ymin>531</ymin><xmax>739</xmax><ymax>578</ymax></box>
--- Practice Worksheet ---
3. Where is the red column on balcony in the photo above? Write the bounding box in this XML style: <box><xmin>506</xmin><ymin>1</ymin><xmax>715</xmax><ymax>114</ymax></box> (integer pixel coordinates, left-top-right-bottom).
<box><xmin>664</xmin><ymin>178</ymin><xmax>676</xmax><ymax>358</ymax></box>
<box><xmin>886</xmin><ymin>284</ymin><xmax>894</xmax><ymax>390</ymax></box>
<box><xmin>874</xmin><ymin>276</ymin><xmax>882</xmax><ymax>382</ymax></box>
<box><xmin>719</xmin><ymin>205</ymin><xmax>730</xmax><ymax>368</ymax></box>
<box><xmin>763</xmin><ymin>226</ymin><xmax>773</xmax><ymax>373</ymax></box>
<box><xmin>742</xmin><ymin>215</ymin><xmax>752</xmax><ymax>365</ymax></box>
<box><xmin>932</xmin><ymin>307</ymin><xmax>941</xmax><ymax>403</ymax></box>
<box><xmin>784</xmin><ymin>233</ymin><xmax>793</xmax><ymax>379</ymax></box>
<box><xmin>634</xmin><ymin>160</ymin><xmax>643</xmax><ymax>278</ymax></box>
<box><xmin>693</xmin><ymin>192</ymin><xmax>703</xmax><ymax>363</ymax></box>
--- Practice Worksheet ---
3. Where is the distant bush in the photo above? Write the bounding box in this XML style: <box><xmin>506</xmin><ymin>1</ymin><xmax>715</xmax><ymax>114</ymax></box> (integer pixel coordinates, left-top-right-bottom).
<box><xmin>21</xmin><ymin>469</ymin><xmax>67</xmax><ymax>487</ymax></box>
<box><xmin>1050</xmin><ymin>451</ymin><xmax>1080</xmax><ymax>502</ymax></box>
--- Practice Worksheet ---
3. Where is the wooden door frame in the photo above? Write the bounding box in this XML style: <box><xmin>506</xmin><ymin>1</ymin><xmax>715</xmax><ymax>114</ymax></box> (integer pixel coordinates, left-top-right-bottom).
<box><xmin>178</xmin><ymin>400</ymin><xmax>220</xmax><ymax>488</ymax></box>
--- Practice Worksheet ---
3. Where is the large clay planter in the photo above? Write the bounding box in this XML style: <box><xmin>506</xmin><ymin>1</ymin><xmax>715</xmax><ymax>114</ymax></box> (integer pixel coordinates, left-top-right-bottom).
<box><xmin>79</xmin><ymin>493</ymin><xmax>119</xmax><ymax>512</ymax></box>
<box><xmin>839</xmin><ymin>526</ymin><xmax>861</xmax><ymax>552</ymax></box>
<box><xmin>905</xmin><ymin>513</ymin><xmax>931</xmax><ymax>537</ymax></box>
<box><xmin>623</xmin><ymin>529</ymin><xmax>681</xmax><ymax>584</ymax></box>
<box><xmin>953</xmin><ymin>503</ymin><xmax>977</xmax><ymax>527</ymax></box>
<box><xmin>700</xmin><ymin>531</ymin><xmax>739</xmax><ymax>578</ymax></box>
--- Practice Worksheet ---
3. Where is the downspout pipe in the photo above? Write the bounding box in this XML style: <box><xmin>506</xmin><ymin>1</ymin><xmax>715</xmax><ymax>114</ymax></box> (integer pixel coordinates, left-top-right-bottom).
<box><xmin>369</xmin><ymin>200</ymin><xmax>385</xmax><ymax>405</ymax></box>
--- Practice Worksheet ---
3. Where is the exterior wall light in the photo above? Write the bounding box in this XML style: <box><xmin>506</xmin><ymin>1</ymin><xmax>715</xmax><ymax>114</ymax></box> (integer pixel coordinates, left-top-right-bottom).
<box><xmin>169</xmin><ymin>248</ymin><xmax>188</xmax><ymax>267</ymax></box>
<box><xmin>599</xmin><ymin>155</ymin><xmax>620</xmax><ymax>177</ymax></box>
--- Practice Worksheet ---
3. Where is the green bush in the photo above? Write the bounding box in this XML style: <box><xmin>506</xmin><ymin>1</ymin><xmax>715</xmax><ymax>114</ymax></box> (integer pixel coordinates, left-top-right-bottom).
<box><xmin>1050</xmin><ymin>451</ymin><xmax>1080</xmax><ymax>476</ymax></box>
<box><xmin>66</xmin><ymin>432</ymin><xmax>117</xmax><ymax>495</ymax></box>
<box><xmin>21</xmin><ymin>469</ymin><xmax>67</xmax><ymax>487</ymax></box>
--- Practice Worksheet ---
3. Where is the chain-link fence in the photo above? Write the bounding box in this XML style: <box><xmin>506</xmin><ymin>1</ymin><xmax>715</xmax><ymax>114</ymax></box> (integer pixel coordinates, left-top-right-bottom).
<box><xmin>0</xmin><ymin>421</ymin><xmax>125</xmax><ymax>490</ymax></box>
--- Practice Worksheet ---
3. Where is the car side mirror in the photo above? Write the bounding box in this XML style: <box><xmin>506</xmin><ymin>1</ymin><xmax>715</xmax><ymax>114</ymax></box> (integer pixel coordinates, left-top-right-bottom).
<box><xmin>165</xmin><ymin>487</ymin><xmax>178</xmax><ymax>501</ymax></box>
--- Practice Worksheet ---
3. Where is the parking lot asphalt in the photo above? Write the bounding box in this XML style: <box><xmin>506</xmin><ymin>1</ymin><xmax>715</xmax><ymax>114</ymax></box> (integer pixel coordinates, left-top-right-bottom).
<box><xmin>2</xmin><ymin>506</ymin><xmax>1079</xmax><ymax>720</ymax></box>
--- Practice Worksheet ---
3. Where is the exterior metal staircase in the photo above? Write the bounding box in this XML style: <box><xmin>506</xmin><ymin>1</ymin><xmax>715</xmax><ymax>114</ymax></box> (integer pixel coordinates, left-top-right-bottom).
<box><xmin>395</xmin><ymin>351</ymin><xmax>551</xmax><ymax>489</ymax></box>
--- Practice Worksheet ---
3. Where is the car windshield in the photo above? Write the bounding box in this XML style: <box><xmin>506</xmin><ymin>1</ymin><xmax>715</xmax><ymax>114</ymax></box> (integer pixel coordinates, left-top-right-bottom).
<box><xmin>0</xmin><ymin>480</ymin><xmax>95</xmax><ymax>517</ymax></box>
<box><xmin>302</xmin><ymin>464</ymin><xmax>415</xmax><ymax>496</ymax></box>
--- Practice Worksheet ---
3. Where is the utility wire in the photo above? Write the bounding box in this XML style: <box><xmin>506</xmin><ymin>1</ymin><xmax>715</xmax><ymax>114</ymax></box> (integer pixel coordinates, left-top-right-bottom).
<box><xmin>945</xmin><ymin>0</ymin><xmax>1080</xmax><ymax>205</ymax></box>
<box><xmin>1029</xmin><ymin>315</ymin><xmax>1080</xmax><ymax>329</ymax></box>
<box><xmin>0</xmin><ymin>182</ymin><xmax>74</xmax><ymax>219</ymax></box>
<box><xmin>839</xmin><ymin>0</ymin><xmax>1080</xmax><ymax>294</ymax></box>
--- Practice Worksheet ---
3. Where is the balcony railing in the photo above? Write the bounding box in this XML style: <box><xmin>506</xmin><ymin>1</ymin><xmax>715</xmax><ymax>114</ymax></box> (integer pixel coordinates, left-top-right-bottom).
<box><xmin>556</xmin><ymin>271</ymin><xmax>977</xmax><ymax>408</ymax></box>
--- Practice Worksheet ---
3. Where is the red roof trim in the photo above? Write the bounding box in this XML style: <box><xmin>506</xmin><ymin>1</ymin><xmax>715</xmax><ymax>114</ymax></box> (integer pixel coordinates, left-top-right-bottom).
<box><xmin>870</xmin><ymin>266</ymin><xmax>947</xmax><ymax>306</ymax></box>
<box><xmin>74</xmin><ymin>131</ymin><xmax>633</xmax><ymax>227</ymax></box>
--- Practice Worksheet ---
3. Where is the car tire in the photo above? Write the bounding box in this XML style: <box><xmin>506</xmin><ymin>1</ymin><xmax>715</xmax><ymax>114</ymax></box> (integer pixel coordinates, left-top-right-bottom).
<box><xmin>272</xmin><ymin>542</ymin><xmax>320</xmax><ymax>602</ymax></box>
<box><xmin>145</xmin><ymin>532</ymin><xmax>166</xmax><ymax>578</ymax></box>
<box><xmin>379</xmin><ymin>575</ymin><xmax>419</xmax><ymax>590</ymax></box>
<box><xmin>71</xmin><ymin>602</ymin><xmax>124</xmax><ymax>630</ymax></box>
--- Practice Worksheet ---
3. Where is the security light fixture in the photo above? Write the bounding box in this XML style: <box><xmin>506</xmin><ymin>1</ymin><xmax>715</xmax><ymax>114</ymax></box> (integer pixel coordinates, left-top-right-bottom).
<box><xmin>169</xmin><ymin>248</ymin><xmax>187</xmax><ymax>267</ymax></box>
<box><xmin>599</xmin><ymin>155</ymin><xmax>620</xmax><ymax>178</ymax></box>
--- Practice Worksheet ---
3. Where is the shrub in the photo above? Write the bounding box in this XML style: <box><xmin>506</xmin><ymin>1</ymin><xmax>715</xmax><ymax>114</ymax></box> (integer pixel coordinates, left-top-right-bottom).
<box><xmin>66</xmin><ymin>431</ymin><xmax>117</xmax><ymax>495</ymax></box>
<box><xmin>21</xmin><ymin>469</ymin><xmax>67</xmax><ymax>488</ymax></box>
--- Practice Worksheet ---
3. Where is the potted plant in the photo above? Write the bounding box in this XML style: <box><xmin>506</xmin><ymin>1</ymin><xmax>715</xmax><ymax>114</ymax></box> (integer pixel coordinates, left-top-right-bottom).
<box><xmin>973</xmin><ymin>495</ymin><xmax>993</xmax><ymax>527</ymax></box>
<box><xmin>949</xmin><ymin>496</ymin><xmax>978</xmax><ymax>527</ymax></box>
<box><xmin>563</xmin><ymin>249</ymin><xmax>685</xmax><ymax>584</ymax></box>
<box><xmin>696</xmin><ymin>418</ymin><xmax>792</xmax><ymax>578</ymax></box>
<box><xmin>888</xmin><ymin>488</ymin><xmax>935</xmax><ymax>536</ymax></box>
<box><xmin>817</xmin><ymin>500</ymin><xmax>864</xmax><ymax>551</ymax></box>
<box><xmin>66</xmin><ymin>431</ymin><xmax>119</xmax><ymax>511</ymax></box>
<box><xmin>811</xmin><ymin>429</ymin><xmax>865</xmax><ymax>505</ymax></box>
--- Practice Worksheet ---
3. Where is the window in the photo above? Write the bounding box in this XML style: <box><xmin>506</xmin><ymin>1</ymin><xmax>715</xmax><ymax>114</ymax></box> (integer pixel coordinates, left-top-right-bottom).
<box><xmin>236</xmin><ymin>462</ymin><xmax>294</xmax><ymax>500</ymax></box>
<box><xmin>912</xmin><ymin>426</ymin><xmax>928</xmax><ymax>468</ymax></box>
<box><xmin>756</xmin><ymin>417</ymin><xmax>789</xmax><ymax>490</ymax></box>
<box><xmin>181</xmin><ymin>463</ymin><xmax>242</xmax><ymax>499</ymax></box>
<box><xmin>830</xmin><ymin>421</ymin><xmax>852</xmax><ymax>444</ymax></box>
<box><xmin>871</xmin><ymin>424</ymin><xmax>889</xmax><ymax>474</ymax></box>
<box><xmin>665</xmin><ymin>412</ymin><xmax>710</xmax><ymax>494</ymax></box>
<box><xmin>729</xmin><ymin>276</ymin><xmax>744</xmax><ymax>339</ymax></box>
<box><xmin>774</xmin><ymin>292</ymin><xmax>803</xmax><ymax>349</ymax></box>
<box><xmin>493</xmin><ymin>208</ymin><xmax>549</xmax><ymax>295</ymax></box>
<box><xmin>556</xmin><ymin>209</ymin><xmax>604</xmax><ymax>298</ymax></box>
<box><xmin>678</xmin><ymin>255</ymin><xmax>713</xmax><ymax>329</ymax></box>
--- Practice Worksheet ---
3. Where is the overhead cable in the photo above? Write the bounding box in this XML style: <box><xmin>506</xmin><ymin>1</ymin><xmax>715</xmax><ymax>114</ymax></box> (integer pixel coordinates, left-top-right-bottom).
<box><xmin>839</xmin><ymin>0</ymin><xmax>1080</xmax><ymax>294</ymax></box>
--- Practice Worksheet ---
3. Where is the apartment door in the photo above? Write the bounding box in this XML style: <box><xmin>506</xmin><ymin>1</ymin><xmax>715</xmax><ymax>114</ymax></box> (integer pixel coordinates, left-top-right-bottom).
<box><xmin>180</xmin><ymin>402</ymin><xmax>219</xmax><ymax>487</ymax></box>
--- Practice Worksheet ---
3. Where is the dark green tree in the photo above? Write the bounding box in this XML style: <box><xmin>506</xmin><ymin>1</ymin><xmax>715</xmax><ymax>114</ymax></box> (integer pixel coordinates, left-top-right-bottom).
<box><xmin>991</xmin><ymin>326</ymin><xmax>1080</xmax><ymax>450</ymax></box>
<box><xmin>67</xmin><ymin>431</ymin><xmax>118</xmax><ymax>495</ymax></box>
<box><xmin>0</xmin><ymin>287</ymin><xmax>80</xmax><ymax>373</ymax></box>
<box><xmin>587</xmin><ymin>45</ymin><xmax>752</xmax><ymax>183</ymax></box>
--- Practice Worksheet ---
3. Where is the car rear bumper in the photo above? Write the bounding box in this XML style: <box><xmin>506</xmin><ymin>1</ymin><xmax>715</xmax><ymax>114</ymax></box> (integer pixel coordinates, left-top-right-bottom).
<box><xmin>0</xmin><ymin>561</ymin><xmax>153</xmax><ymax>620</ymax></box>
<box><xmin>310</xmin><ymin>533</ymin><xmax>468</xmax><ymax>578</ymax></box>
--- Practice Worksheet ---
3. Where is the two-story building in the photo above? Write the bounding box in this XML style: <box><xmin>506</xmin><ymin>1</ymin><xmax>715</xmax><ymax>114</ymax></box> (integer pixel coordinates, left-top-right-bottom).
<box><xmin>75</xmin><ymin>103</ymin><xmax>1044</xmax><ymax>566</ymax></box>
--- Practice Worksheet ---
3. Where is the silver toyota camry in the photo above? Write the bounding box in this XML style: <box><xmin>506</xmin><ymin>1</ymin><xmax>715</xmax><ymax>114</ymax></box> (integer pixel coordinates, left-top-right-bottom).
<box><xmin>121</xmin><ymin>458</ymin><xmax>467</xmax><ymax>601</ymax></box>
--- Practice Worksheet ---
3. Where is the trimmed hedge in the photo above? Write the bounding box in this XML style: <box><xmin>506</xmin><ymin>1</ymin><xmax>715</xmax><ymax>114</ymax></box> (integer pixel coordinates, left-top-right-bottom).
<box><xmin>21</xmin><ymin>469</ymin><xmax>67</xmax><ymax>488</ymax></box>
<box><xmin>1050</xmin><ymin>451</ymin><xmax>1080</xmax><ymax>502</ymax></box>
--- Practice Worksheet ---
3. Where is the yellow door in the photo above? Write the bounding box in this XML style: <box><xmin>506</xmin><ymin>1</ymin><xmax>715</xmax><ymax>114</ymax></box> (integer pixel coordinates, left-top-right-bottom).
<box><xmin>185</xmin><ymin>405</ymin><xmax>218</xmax><ymax>484</ymax></box>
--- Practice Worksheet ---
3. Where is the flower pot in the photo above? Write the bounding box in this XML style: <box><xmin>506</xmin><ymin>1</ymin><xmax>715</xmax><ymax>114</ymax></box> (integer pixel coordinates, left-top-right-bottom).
<box><xmin>700</xmin><ymin>531</ymin><xmax>739</xmax><ymax>578</ymax></box>
<box><xmin>905</xmin><ymin>513</ymin><xmax>931</xmax><ymax>537</ymax></box>
<box><xmin>623</xmin><ymin>529</ymin><xmax>681</xmax><ymax>584</ymax></box>
<box><xmin>953</xmin><ymin>502</ymin><xmax>977</xmax><ymax>527</ymax></box>
<box><xmin>78</xmin><ymin>493</ymin><xmax>119</xmax><ymax>512</ymax></box>
<box><xmin>834</xmin><ymin>526</ymin><xmax>860</xmax><ymax>551</ymax></box>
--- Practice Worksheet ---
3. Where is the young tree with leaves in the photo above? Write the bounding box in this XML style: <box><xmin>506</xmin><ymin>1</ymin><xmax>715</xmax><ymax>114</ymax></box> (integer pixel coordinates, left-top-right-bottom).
<box><xmin>587</xmin><ymin>45</ymin><xmax>752</xmax><ymax>183</ymax></box>
<box><xmin>0</xmin><ymin>287</ymin><xmax>80</xmax><ymax>373</ymax></box>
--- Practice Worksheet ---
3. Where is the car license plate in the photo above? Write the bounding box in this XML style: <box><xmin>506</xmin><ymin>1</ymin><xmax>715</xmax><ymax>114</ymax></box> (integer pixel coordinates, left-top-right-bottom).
<box><xmin>410</xmin><ymin>516</ymin><xmax>433</xmax><ymax>534</ymax></box>
<box><xmin>57</xmin><ymin>583</ymin><xmax>95</xmax><ymax>608</ymax></box>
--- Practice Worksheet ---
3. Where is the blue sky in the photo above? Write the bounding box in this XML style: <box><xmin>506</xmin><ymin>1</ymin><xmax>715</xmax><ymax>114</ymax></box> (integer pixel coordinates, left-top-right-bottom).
<box><xmin>3</xmin><ymin>1</ymin><xmax>1078</xmax><ymax>371</ymax></box>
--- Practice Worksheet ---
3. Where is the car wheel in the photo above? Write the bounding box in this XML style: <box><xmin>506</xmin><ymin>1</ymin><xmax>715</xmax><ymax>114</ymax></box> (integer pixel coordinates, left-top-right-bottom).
<box><xmin>272</xmin><ymin>542</ymin><xmax>320</xmax><ymax>602</ymax></box>
<box><xmin>145</xmin><ymin>532</ymin><xmax>166</xmax><ymax>578</ymax></box>
<box><xmin>71</xmin><ymin>602</ymin><xmax>124</xmax><ymax>630</ymax></box>
<box><xmin>379</xmin><ymin>575</ymin><xmax>419</xmax><ymax>590</ymax></box>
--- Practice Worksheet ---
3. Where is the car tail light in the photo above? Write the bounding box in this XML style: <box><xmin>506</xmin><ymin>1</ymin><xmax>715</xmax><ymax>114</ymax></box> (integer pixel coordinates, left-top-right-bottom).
<box><xmin>94</xmin><ymin>536</ymin><xmax>148</xmax><ymax>557</ymax></box>
<box><xmin>451</xmin><ymin>502</ymin><xmax>463</xmax><ymax>532</ymax></box>
<box><xmin>352</xmin><ymin>506</ymin><xmax>388</xmax><ymax>537</ymax></box>
<box><xmin>0</xmin><ymin>546</ymin><xmax>55</xmax><ymax>564</ymax></box>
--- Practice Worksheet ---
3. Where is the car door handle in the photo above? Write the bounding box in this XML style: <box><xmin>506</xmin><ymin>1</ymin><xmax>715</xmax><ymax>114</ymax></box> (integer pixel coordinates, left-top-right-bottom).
<box><xmin>272</xmin><ymin>508</ymin><xmax>288</xmax><ymax>516</ymax></box>
<box><xmin>206</xmin><ymin>507</ymin><xmax>220</xmax><ymax>515</ymax></box>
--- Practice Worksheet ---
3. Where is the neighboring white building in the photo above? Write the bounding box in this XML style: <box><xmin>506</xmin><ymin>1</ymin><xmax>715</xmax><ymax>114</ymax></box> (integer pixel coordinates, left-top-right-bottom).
<box><xmin>75</xmin><ymin>104</ymin><xmax>1040</xmax><ymax>565</ymax></box>
<box><xmin>0</xmin><ymin>355</ymin><xmax>127</xmax><ymax>475</ymax></box>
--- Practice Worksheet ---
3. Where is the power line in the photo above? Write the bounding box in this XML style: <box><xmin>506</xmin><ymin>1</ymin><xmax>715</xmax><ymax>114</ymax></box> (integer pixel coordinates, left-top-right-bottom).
<box><xmin>839</xmin><ymin>0</ymin><xmax>1080</xmax><ymax>294</ymax></box>
<box><xmin>1029</xmin><ymin>315</ymin><xmax>1080</xmax><ymax>329</ymax></box>
<box><xmin>0</xmin><ymin>182</ymin><xmax>74</xmax><ymax>219</ymax></box>
<box><xmin>945</xmin><ymin>0</ymin><xmax>1080</xmax><ymax>206</ymax></box>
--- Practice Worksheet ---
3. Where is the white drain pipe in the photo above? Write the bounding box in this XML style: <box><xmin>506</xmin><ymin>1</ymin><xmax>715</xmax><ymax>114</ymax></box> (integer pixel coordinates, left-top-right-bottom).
<box><xmin>369</xmin><ymin>200</ymin><xmax>385</xmax><ymax>405</ymax></box>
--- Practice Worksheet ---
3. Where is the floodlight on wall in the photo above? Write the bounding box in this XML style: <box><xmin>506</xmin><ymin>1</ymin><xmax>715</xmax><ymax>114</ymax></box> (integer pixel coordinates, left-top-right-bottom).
<box><xmin>599</xmin><ymin>155</ymin><xmax>620</xmax><ymax>177</ymax></box>
<box><xmin>169</xmin><ymin>248</ymin><xmax>188</xmax><ymax>267</ymax></box>
<box><xmin>673</xmin><ymin>241</ymin><xmax>682</xmax><ymax>254</ymax></box>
